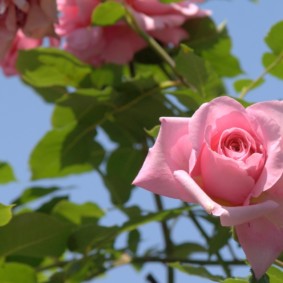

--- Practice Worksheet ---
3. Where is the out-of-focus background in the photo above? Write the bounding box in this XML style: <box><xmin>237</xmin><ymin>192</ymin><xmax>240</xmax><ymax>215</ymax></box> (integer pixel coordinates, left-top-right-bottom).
<box><xmin>1</xmin><ymin>0</ymin><xmax>283</xmax><ymax>282</ymax></box>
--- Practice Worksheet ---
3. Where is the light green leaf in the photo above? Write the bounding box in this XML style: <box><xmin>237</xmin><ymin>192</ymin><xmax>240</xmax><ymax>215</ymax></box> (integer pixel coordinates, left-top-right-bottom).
<box><xmin>0</xmin><ymin>263</ymin><xmax>37</xmax><ymax>283</ymax></box>
<box><xmin>262</xmin><ymin>52</ymin><xmax>283</xmax><ymax>80</ymax></box>
<box><xmin>17</xmin><ymin>48</ymin><xmax>92</xmax><ymax>88</ymax></box>
<box><xmin>92</xmin><ymin>2</ymin><xmax>125</xmax><ymax>26</ymax></box>
<box><xmin>144</xmin><ymin>125</ymin><xmax>160</xmax><ymax>139</ymax></box>
<box><xmin>265</xmin><ymin>21</ymin><xmax>283</xmax><ymax>54</ymax></box>
<box><xmin>169</xmin><ymin>262</ymin><xmax>224</xmax><ymax>282</ymax></box>
<box><xmin>0</xmin><ymin>204</ymin><xmax>13</xmax><ymax>227</ymax></box>
<box><xmin>222</xmin><ymin>279</ymin><xmax>248</xmax><ymax>283</ymax></box>
<box><xmin>52</xmin><ymin>200</ymin><xmax>104</xmax><ymax>225</ymax></box>
<box><xmin>0</xmin><ymin>162</ymin><xmax>16</xmax><ymax>184</ymax></box>
<box><xmin>0</xmin><ymin>212</ymin><xmax>71</xmax><ymax>257</ymax></box>
<box><xmin>266</xmin><ymin>266</ymin><xmax>283</xmax><ymax>283</ymax></box>
<box><xmin>234</xmin><ymin>78</ymin><xmax>264</xmax><ymax>93</ymax></box>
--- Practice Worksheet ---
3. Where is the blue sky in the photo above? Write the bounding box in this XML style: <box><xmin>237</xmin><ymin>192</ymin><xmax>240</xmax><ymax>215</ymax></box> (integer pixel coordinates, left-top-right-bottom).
<box><xmin>1</xmin><ymin>0</ymin><xmax>283</xmax><ymax>282</ymax></box>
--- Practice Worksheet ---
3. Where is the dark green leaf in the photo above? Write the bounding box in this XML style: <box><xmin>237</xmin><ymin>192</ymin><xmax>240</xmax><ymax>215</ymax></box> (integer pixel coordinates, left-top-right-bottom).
<box><xmin>208</xmin><ymin>225</ymin><xmax>231</xmax><ymax>255</ymax></box>
<box><xmin>176</xmin><ymin>45</ymin><xmax>209</xmax><ymax>95</ymax></box>
<box><xmin>172</xmin><ymin>242</ymin><xmax>206</xmax><ymax>258</ymax></box>
<box><xmin>37</xmin><ymin>196</ymin><xmax>69</xmax><ymax>214</ymax></box>
<box><xmin>92</xmin><ymin>2</ymin><xmax>125</xmax><ymax>26</ymax></box>
<box><xmin>249</xmin><ymin>272</ymin><xmax>269</xmax><ymax>283</ymax></box>
<box><xmin>265</xmin><ymin>21</ymin><xmax>283</xmax><ymax>54</ymax></box>
<box><xmin>17</xmin><ymin>48</ymin><xmax>92</xmax><ymax>88</ymax></box>
<box><xmin>127</xmin><ymin>229</ymin><xmax>140</xmax><ymax>254</ymax></box>
<box><xmin>104</xmin><ymin>147</ymin><xmax>144</xmax><ymax>205</ymax></box>
<box><xmin>184</xmin><ymin>17</ymin><xmax>242</xmax><ymax>77</ymax></box>
<box><xmin>0</xmin><ymin>213</ymin><xmax>71</xmax><ymax>257</ymax></box>
<box><xmin>0</xmin><ymin>263</ymin><xmax>37</xmax><ymax>283</ymax></box>
<box><xmin>169</xmin><ymin>262</ymin><xmax>224</xmax><ymax>281</ymax></box>
<box><xmin>13</xmin><ymin>186</ymin><xmax>59</xmax><ymax>206</ymax></box>
<box><xmin>0</xmin><ymin>162</ymin><xmax>16</xmax><ymax>184</ymax></box>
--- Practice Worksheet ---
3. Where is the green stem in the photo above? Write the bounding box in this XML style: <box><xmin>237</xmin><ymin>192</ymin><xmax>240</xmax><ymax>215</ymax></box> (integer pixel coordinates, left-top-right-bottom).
<box><xmin>188</xmin><ymin>208</ymin><xmax>232</xmax><ymax>277</ymax></box>
<box><xmin>124</xmin><ymin>7</ymin><xmax>192</xmax><ymax>89</ymax></box>
<box><xmin>154</xmin><ymin>195</ymin><xmax>174</xmax><ymax>283</ymax></box>
<box><xmin>239</xmin><ymin>51</ymin><xmax>283</xmax><ymax>98</ymax></box>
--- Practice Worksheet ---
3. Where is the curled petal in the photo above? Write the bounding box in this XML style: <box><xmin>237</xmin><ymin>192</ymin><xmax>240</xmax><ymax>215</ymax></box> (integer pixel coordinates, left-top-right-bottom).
<box><xmin>173</xmin><ymin>170</ymin><xmax>278</xmax><ymax>226</ymax></box>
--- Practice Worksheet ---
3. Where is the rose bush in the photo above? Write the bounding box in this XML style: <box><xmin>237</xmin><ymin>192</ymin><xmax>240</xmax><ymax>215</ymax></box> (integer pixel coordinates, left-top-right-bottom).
<box><xmin>133</xmin><ymin>96</ymin><xmax>283</xmax><ymax>278</ymax></box>
<box><xmin>56</xmin><ymin>0</ymin><xmax>209</xmax><ymax>65</ymax></box>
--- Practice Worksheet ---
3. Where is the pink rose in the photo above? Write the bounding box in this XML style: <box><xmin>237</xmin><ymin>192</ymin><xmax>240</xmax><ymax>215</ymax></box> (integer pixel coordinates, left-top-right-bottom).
<box><xmin>56</xmin><ymin>0</ymin><xmax>209</xmax><ymax>65</ymax></box>
<box><xmin>0</xmin><ymin>0</ymin><xmax>57</xmax><ymax>60</ymax></box>
<box><xmin>133</xmin><ymin>96</ymin><xmax>283</xmax><ymax>279</ymax></box>
<box><xmin>0</xmin><ymin>30</ymin><xmax>59</xmax><ymax>76</ymax></box>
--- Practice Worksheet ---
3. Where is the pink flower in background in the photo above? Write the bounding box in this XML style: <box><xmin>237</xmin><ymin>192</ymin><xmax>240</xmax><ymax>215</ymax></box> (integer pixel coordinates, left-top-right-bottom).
<box><xmin>57</xmin><ymin>0</ymin><xmax>209</xmax><ymax>66</ymax></box>
<box><xmin>0</xmin><ymin>0</ymin><xmax>57</xmax><ymax>60</ymax></box>
<box><xmin>133</xmin><ymin>96</ymin><xmax>283</xmax><ymax>279</ymax></box>
<box><xmin>0</xmin><ymin>30</ymin><xmax>59</xmax><ymax>76</ymax></box>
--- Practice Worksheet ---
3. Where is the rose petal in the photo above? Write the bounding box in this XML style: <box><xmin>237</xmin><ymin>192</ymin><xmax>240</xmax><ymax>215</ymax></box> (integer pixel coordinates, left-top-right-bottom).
<box><xmin>247</xmin><ymin>101</ymin><xmax>283</xmax><ymax>196</ymax></box>
<box><xmin>200</xmin><ymin>145</ymin><xmax>255</xmax><ymax>205</ymax></box>
<box><xmin>173</xmin><ymin>170</ymin><xmax>278</xmax><ymax>226</ymax></box>
<box><xmin>133</xmin><ymin>117</ymin><xmax>193</xmax><ymax>202</ymax></box>
<box><xmin>236</xmin><ymin>217</ymin><xmax>283</xmax><ymax>279</ymax></box>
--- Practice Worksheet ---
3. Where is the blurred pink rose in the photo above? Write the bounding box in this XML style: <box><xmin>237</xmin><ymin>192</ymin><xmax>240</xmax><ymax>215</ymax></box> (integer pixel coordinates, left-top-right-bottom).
<box><xmin>133</xmin><ymin>96</ymin><xmax>283</xmax><ymax>279</ymax></box>
<box><xmin>0</xmin><ymin>30</ymin><xmax>59</xmax><ymax>76</ymax></box>
<box><xmin>57</xmin><ymin>0</ymin><xmax>209</xmax><ymax>65</ymax></box>
<box><xmin>0</xmin><ymin>0</ymin><xmax>57</xmax><ymax>60</ymax></box>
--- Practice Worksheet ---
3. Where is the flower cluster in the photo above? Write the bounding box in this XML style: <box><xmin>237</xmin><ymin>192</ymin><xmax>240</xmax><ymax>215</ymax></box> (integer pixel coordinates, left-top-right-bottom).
<box><xmin>0</xmin><ymin>0</ymin><xmax>209</xmax><ymax>75</ymax></box>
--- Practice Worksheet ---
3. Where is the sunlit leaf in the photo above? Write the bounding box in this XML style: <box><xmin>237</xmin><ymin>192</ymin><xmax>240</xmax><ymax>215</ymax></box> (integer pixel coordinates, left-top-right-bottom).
<box><xmin>0</xmin><ymin>162</ymin><xmax>16</xmax><ymax>184</ymax></box>
<box><xmin>92</xmin><ymin>2</ymin><xmax>125</xmax><ymax>26</ymax></box>
<box><xmin>265</xmin><ymin>21</ymin><xmax>283</xmax><ymax>54</ymax></box>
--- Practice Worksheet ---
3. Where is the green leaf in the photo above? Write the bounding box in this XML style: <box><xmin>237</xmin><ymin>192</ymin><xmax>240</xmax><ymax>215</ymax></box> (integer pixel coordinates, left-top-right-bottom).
<box><xmin>30</xmin><ymin>124</ymin><xmax>104</xmax><ymax>180</ymax></box>
<box><xmin>127</xmin><ymin>229</ymin><xmax>140</xmax><ymax>254</ymax></box>
<box><xmin>249</xmin><ymin>273</ymin><xmax>269</xmax><ymax>283</ymax></box>
<box><xmin>208</xmin><ymin>225</ymin><xmax>231</xmax><ymax>255</ymax></box>
<box><xmin>0</xmin><ymin>162</ymin><xmax>16</xmax><ymax>184</ymax></box>
<box><xmin>183</xmin><ymin>17</ymin><xmax>242</xmax><ymax>77</ymax></box>
<box><xmin>234</xmin><ymin>78</ymin><xmax>264</xmax><ymax>93</ymax></box>
<box><xmin>222</xmin><ymin>279</ymin><xmax>248</xmax><ymax>283</ymax></box>
<box><xmin>265</xmin><ymin>21</ymin><xmax>283</xmax><ymax>54</ymax></box>
<box><xmin>262</xmin><ymin>52</ymin><xmax>283</xmax><ymax>80</ymax></box>
<box><xmin>0</xmin><ymin>263</ymin><xmax>37</xmax><ymax>283</ymax></box>
<box><xmin>144</xmin><ymin>125</ymin><xmax>160</xmax><ymax>139</ymax></box>
<box><xmin>172</xmin><ymin>242</ymin><xmax>206</xmax><ymax>258</ymax></box>
<box><xmin>17</xmin><ymin>48</ymin><xmax>92</xmax><ymax>88</ymax></box>
<box><xmin>52</xmin><ymin>200</ymin><xmax>104</xmax><ymax>225</ymax></box>
<box><xmin>13</xmin><ymin>186</ymin><xmax>59</xmax><ymax>206</ymax></box>
<box><xmin>169</xmin><ymin>262</ymin><xmax>224</xmax><ymax>282</ymax></box>
<box><xmin>103</xmin><ymin>147</ymin><xmax>144</xmax><ymax>205</ymax></box>
<box><xmin>176</xmin><ymin>45</ymin><xmax>209</xmax><ymax>95</ymax></box>
<box><xmin>92</xmin><ymin>2</ymin><xmax>125</xmax><ymax>26</ymax></box>
<box><xmin>0</xmin><ymin>212</ymin><xmax>71</xmax><ymax>257</ymax></box>
<box><xmin>266</xmin><ymin>266</ymin><xmax>283</xmax><ymax>283</ymax></box>
<box><xmin>0</xmin><ymin>204</ymin><xmax>13</xmax><ymax>227</ymax></box>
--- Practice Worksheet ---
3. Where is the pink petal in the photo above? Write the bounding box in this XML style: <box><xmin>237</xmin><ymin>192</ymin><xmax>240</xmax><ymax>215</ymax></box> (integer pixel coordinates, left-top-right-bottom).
<box><xmin>200</xmin><ymin>145</ymin><xmax>255</xmax><ymax>205</ymax></box>
<box><xmin>247</xmin><ymin>101</ymin><xmax>283</xmax><ymax>196</ymax></box>
<box><xmin>236</xmin><ymin>217</ymin><xmax>283</xmax><ymax>279</ymax></box>
<box><xmin>150</xmin><ymin>27</ymin><xmax>188</xmax><ymax>45</ymax></box>
<box><xmin>133</xmin><ymin>117</ymin><xmax>194</xmax><ymax>202</ymax></box>
<box><xmin>173</xmin><ymin>170</ymin><xmax>278</xmax><ymax>226</ymax></box>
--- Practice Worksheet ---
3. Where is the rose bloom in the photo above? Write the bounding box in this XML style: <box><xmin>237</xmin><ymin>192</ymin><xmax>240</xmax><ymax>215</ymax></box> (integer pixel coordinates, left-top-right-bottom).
<box><xmin>0</xmin><ymin>0</ymin><xmax>57</xmax><ymax>60</ymax></box>
<box><xmin>133</xmin><ymin>96</ymin><xmax>283</xmax><ymax>279</ymax></box>
<box><xmin>56</xmin><ymin>0</ymin><xmax>210</xmax><ymax>65</ymax></box>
